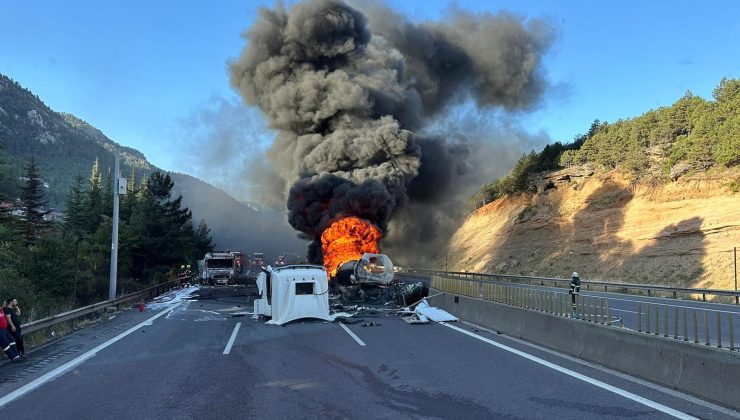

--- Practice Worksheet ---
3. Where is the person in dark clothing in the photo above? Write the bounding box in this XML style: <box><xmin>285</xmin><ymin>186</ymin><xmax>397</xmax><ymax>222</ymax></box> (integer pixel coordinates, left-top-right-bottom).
<box><xmin>4</xmin><ymin>298</ymin><xmax>24</xmax><ymax>356</ymax></box>
<box><xmin>0</xmin><ymin>305</ymin><xmax>20</xmax><ymax>361</ymax></box>
<box><xmin>569</xmin><ymin>272</ymin><xmax>581</xmax><ymax>313</ymax></box>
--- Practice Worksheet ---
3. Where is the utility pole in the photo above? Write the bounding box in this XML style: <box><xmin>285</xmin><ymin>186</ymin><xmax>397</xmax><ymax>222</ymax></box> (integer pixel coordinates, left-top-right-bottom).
<box><xmin>734</xmin><ymin>246</ymin><xmax>737</xmax><ymax>305</ymax></box>
<box><xmin>108</xmin><ymin>155</ymin><xmax>125</xmax><ymax>301</ymax></box>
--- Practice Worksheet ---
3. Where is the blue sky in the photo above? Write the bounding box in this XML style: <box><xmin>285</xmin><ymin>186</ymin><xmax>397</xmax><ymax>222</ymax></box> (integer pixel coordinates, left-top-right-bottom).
<box><xmin>2</xmin><ymin>1</ymin><xmax>739</xmax><ymax>199</ymax></box>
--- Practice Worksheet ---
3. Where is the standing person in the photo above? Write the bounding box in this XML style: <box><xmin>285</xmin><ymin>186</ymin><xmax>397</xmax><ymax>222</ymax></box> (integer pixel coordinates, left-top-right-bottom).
<box><xmin>569</xmin><ymin>272</ymin><xmax>581</xmax><ymax>315</ymax></box>
<box><xmin>0</xmin><ymin>302</ymin><xmax>20</xmax><ymax>361</ymax></box>
<box><xmin>4</xmin><ymin>298</ymin><xmax>25</xmax><ymax>357</ymax></box>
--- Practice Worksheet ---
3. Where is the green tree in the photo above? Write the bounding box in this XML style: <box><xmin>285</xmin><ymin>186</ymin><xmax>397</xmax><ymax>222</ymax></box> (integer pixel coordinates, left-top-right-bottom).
<box><xmin>192</xmin><ymin>219</ymin><xmax>215</xmax><ymax>260</ymax></box>
<box><xmin>19</xmin><ymin>157</ymin><xmax>49</xmax><ymax>246</ymax></box>
<box><xmin>84</xmin><ymin>158</ymin><xmax>103</xmax><ymax>234</ymax></box>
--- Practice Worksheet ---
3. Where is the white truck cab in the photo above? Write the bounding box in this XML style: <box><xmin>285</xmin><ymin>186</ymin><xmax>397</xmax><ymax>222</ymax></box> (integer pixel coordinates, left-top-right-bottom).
<box><xmin>254</xmin><ymin>265</ymin><xmax>331</xmax><ymax>325</ymax></box>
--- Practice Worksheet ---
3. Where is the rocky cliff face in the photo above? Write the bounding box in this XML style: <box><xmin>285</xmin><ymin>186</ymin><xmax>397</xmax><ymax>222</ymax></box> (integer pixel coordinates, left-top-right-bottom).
<box><xmin>447</xmin><ymin>167</ymin><xmax>740</xmax><ymax>290</ymax></box>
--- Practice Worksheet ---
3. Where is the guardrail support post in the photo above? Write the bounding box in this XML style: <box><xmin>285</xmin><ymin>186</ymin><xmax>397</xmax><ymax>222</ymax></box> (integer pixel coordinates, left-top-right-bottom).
<box><xmin>663</xmin><ymin>306</ymin><xmax>669</xmax><ymax>338</ymax></box>
<box><xmin>605</xmin><ymin>299</ymin><xmax>611</xmax><ymax>326</ymax></box>
<box><xmin>683</xmin><ymin>308</ymin><xmax>688</xmax><ymax>341</ymax></box>
<box><xmin>703</xmin><ymin>311</ymin><xmax>710</xmax><ymax>345</ymax></box>
<box><xmin>646</xmin><ymin>305</ymin><xmax>651</xmax><ymax>334</ymax></box>
<box><xmin>637</xmin><ymin>304</ymin><xmax>642</xmax><ymax>332</ymax></box>
<box><xmin>729</xmin><ymin>314</ymin><xmax>734</xmax><ymax>350</ymax></box>
<box><xmin>654</xmin><ymin>305</ymin><xmax>659</xmax><ymax>336</ymax></box>
<box><xmin>673</xmin><ymin>307</ymin><xmax>678</xmax><ymax>339</ymax></box>
<box><xmin>693</xmin><ymin>310</ymin><xmax>699</xmax><ymax>343</ymax></box>
<box><xmin>716</xmin><ymin>312</ymin><xmax>722</xmax><ymax>348</ymax></box>
<box><xmin>588</xmin><ymin>298</ymin><xmax>596</xmax><ymax>322</ymax></box>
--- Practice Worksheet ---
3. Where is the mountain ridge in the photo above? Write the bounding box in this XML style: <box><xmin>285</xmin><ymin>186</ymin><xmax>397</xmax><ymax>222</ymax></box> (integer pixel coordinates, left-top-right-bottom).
<box><xmin>0</xmin><ymin>73</ymin><xmax>305</xmax><ymax>258</ymax></box>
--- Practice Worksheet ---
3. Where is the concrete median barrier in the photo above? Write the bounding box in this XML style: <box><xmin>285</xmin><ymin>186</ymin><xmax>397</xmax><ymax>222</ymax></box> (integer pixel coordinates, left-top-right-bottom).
<box><xmin>428</xmin><ymin>290</ymin><xmax>740</xmax><ymax>411</ymax></box>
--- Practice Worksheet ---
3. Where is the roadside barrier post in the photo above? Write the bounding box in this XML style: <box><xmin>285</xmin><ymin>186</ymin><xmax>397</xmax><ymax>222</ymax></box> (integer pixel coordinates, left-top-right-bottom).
<box><xmin>653</xmin><ymin>305</ymin><xmax>659</xmax><ymax>336</ymax></box>
<box><xmin>646</xmin><ymin>305</ymin><xmax>651</xmax><ymax>334</ymax></box>
<box><xmin>729</xmin><ymin>314</ymin><xmax>734</xmax><ymax>350</ymax></box>
<box><xmin>663</xmin><ymin>306</ymin><xmax>668</xmax><ymax>338</ymax></box>
<box><xmin>605</xmin><ymin>299</ymin><xmax>611</xmax><ymax>326</ymax></box>
<box><xmin>683</xmin><ymin>308</ymin><xmax>688</xmax><ymax>341</ymax></box>
<box><xmin>673</xmin><ymin>307</ymin><xmax>678</xmax><ymax>339</ymax></box>
<box><xmin>637</xmin><ymin>304</ymin><xmax>642</xmax><ymax>332</ymax></box>
<box><xmin>703</xmin><ymin>311</ymin><xmax>710</xmax><ymax>346</ymax></box>
<box><xmin>693</xmin><ymin>310</ymin><xmax>699</xmax><ymax>344</ymax></box>
<box><xmin>716</xmin><ymin>313</ymin><xmax>722</xmax><ymax>348</ymax></box>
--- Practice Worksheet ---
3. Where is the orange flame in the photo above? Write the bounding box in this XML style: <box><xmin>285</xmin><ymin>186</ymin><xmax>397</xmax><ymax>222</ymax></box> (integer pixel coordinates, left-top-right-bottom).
<box><xmin>321</xmin><ymin>216</ymin><xmax>381</xmax><ymax>277</ymax></box>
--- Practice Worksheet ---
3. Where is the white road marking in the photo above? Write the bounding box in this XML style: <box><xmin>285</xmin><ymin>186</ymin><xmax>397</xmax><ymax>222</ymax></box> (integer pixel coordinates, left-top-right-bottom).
<box><xmin>223</xmin><ymin>322</ymin><xmax>242</xmax><ymax>355</ymax></box>
<box><xmin>610</xmin><ymin>308</ymin><xmax>639</xmax><ymax>314</ymax></box>
<box><xmin>0</xmin><ymin>304</ymin><xmax>181</xmax><ymax>408</ymax></box>
<box><xmin>440</xmin><ymin>322</ymin><xmax>697</xmax><ymax>420</ymax></box>
<box><xmin>581</xmin><ymin>294</ymin><xmax>740</xmax><ymax>315</ymax></box>
<box><xmin>338</xmin><ymin>323</ymin><xmax>366</xmax><ymax>346</ymax></box>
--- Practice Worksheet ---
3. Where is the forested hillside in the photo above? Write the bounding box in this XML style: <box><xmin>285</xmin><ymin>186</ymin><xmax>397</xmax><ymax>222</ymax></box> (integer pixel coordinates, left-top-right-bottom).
<box><xmin>471</xmin><ymin>78</ymin><xmax>740</xmax><ymax>207</ymax></box>
<box><xmin>0</xmin><ymin>154</ymin><xmax>214</xmax><ymax>319</ymax></box>
<box><xmin>0</xmin><ymin>73</ymin><xmax>305</xmax><ymax>256</ymax></box>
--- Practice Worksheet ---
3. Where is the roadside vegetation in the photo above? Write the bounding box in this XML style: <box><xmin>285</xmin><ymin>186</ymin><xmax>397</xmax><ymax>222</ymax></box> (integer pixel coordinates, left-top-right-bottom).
<box><xmin>0</xmin><ymin>152</ymin><xmax>214</xmax><ymax>320</ymax></box>
<box><xmin>470</xmin><ymin>78</ymin><xmax>740</xmax><ymax>209</ymax></box>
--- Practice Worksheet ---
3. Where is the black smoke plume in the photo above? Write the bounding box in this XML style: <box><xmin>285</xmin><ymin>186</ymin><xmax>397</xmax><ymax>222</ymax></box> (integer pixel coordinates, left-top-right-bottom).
<box><xmin>229</xmin><ymin>0</ymin><xmax>553</xmax><ymax>264</ymax></box>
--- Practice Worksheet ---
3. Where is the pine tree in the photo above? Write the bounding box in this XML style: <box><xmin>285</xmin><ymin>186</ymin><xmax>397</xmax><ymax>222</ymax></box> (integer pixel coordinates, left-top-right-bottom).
<box><xmin>192</xmin><ymin>219</ymin><xmax>215</xmax><ymax>260</ymax></box>
<box><xmin>84</xmin><ymin>158</ymin><xmax>103</xmax><ymax>233</ymax></box>
<box><xmin>0</xmin><ymin>145</ymin><xmax>13</xmax><ymax>226</ymax></box>
<box><xmin>103</xmin><ymin>165</ymin><xmax>113</xmax><ymax>217</ymax></box>
<box><xmin>64</xmin><ymin>175</ymin><xmax>87</xmax><ymax>236</ymax></box>
<box><xmin>19</xmin><ymin>157</ymin><xmax>48</xmax><ymax>246</ymax></box>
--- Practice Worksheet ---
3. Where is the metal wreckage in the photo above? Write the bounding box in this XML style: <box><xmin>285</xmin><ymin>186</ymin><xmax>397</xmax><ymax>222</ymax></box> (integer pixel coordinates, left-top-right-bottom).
<box><xmin>330</xmin><ymin>254</ymin><xmax>427</xmax><ymax>307</ymax></box>
<box><xmin>253</xmin><ymin>253</ymin><xmax>434</xmax><ymax>326</ymax></box>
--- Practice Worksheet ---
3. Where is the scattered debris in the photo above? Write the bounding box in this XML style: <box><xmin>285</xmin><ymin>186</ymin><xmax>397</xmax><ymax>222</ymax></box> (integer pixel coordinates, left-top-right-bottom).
<box><xmin>415</xmin><ymin>300</ymin><xmax>458</xmax><ymax>322</ymax></box>
<box><xmin>361</xmin><ymin>322</ymin><xmax>381</xmax><ymax>327</ymax></box>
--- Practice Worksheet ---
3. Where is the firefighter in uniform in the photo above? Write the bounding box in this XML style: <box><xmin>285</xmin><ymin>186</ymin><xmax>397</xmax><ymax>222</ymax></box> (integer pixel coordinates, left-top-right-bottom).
<box><xmin>569</xmin><ymin>271</ymin><xmax>581</xmax><ymax>313</ymax></box>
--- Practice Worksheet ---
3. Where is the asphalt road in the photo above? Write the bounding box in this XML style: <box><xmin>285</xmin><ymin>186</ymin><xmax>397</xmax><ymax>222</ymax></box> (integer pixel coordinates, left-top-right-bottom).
<box><xmin>0</xmin><ymin>286</ymin><xmax>736</xmax><ymax>419</ymax></box>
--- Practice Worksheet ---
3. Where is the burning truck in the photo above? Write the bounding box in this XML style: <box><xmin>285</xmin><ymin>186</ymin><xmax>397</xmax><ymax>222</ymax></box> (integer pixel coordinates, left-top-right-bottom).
<box><xmin>320</xmin><ymin>217</ymin><xmax>427</xmax><ymax>305</ymax></box>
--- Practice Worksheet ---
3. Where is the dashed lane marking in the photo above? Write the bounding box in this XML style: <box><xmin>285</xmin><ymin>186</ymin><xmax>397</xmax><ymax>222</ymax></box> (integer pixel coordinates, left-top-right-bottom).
<box><xmin>223</xmin><ymin>322</ymin><xmax>242</xmax><ymax>355</ymax></box>
<box><xmin>338</xmin><ymin>323</ymin><xmax>366</xmax><ymax>346</ymax></box>
<box><xmin>440</xmin><ymin>322</ymin><xmax>697</xmax><ymax>420</ymax></box>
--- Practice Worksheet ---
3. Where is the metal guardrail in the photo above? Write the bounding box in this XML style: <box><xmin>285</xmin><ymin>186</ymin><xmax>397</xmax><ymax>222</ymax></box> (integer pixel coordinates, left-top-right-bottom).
<box><xmin>428</xmin><ymin>274</ymin><xmax>620</xmax><ymax>325</ymax></box>
<box><xmin>22</xmin><ymin>280</ymin><xmax>178</xmax><ymax>334</ymax></box>
<box><xmin>400</xmin><ymin>268</ymin><xmax>740</xmax><ymax>304</ymax></box>
<box><xmin>426</xmin><ymin>273</ymin><xmax>736</xmax><ymax>351</ymax></box>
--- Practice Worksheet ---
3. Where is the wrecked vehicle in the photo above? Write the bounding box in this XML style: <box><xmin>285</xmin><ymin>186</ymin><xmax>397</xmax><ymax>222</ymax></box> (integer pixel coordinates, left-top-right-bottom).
<box><xmin>332</xmin><ymin>253</ymin><xmax>428</xmax><ymax>305</ymax></box>
<box><xmin>254</xmin><ymin>265</ymin><xmax>332</xmax><ymax>325</ymax></box>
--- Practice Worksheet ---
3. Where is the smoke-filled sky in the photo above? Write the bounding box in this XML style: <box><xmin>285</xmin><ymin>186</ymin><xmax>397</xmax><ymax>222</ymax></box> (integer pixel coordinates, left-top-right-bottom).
<box><xmin>2</xmin><ymin>0</ymin><xmax>740</xmax><ymax>204</ymax></box>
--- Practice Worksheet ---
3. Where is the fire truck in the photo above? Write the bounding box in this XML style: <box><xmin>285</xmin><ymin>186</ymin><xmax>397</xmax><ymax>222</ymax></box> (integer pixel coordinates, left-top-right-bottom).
<box><xmin>201</xmin><ymin>252</ymin><xmax>237</xmax><ymax>285</ymax></box>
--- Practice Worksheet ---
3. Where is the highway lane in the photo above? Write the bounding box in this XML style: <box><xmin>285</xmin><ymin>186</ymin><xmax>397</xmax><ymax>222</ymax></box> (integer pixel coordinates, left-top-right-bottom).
<box><xmin>0</xmin><ymin>286</ymin><xmax>736</xmax><ymax>419</ymax></box>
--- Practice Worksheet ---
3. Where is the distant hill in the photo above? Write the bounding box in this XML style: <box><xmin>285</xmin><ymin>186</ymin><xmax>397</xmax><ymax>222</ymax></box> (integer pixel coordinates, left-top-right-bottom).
<box><xmin>0</xmin><ymin>73</ymin><xmax>305</xmax><ymax>258</ymax></box>
<box><xmin>470</xmin><ymin>78</ymin><xmax>740</xmax><ymax>208</ymax></box>
<box><xmin>451</xmin><ymin>78</ymin><xmax>740</xmax><ymax>289</ymax></box>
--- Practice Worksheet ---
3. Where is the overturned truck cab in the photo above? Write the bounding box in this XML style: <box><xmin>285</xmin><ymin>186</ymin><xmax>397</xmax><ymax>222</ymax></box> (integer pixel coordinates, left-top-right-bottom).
<box><xmin>254</xmin><ymin>265</ymin><xmax>332</xmax><ymax>325</ymax></box>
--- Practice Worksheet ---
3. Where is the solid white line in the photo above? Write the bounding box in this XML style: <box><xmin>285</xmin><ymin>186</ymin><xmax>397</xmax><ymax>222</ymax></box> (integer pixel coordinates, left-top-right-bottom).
<box><xmin>338</xmin><ymin>323</ymin><xmax>366</xmax><ymax>346</ymax></box>
<box><xmin>457</xmin><ymin>319</ymin><xmax>740</xmax><ymax>418</ymax></box>
<box><xmin>440</xmin><ymin>322</ymin><xmax>697</xmax><ymax>420</ymax></box>
<box><xmin>0</xmin><ymin>304</ymin><xmax>181</xmax><ymax>408</ymax></box>
<box><xmin>223</xmin><ymin>322</ymin><xmax>242</xmax><ymax>355</ymax></box>
<box><xmin>610</xmin><ymin>308</ymin><xmax>639</xmax><ymax>314</ymax></box>
<box><xmin>582</xmin><ymin>294</ymin><xmax>740</xmax><ymax>315</ymax></box>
